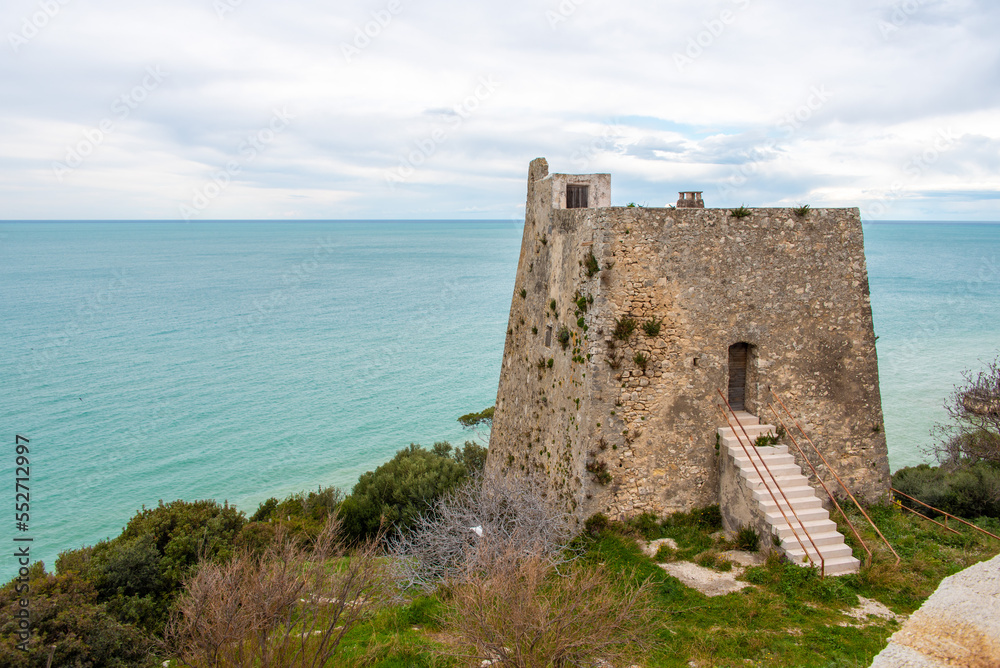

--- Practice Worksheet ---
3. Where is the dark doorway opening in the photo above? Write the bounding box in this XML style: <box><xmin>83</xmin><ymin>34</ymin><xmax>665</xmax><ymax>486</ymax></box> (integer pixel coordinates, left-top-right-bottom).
<box><xmin>728</xmin><ymin>342</ymin><xmax>749</xmax><ymax>411</ymax></box>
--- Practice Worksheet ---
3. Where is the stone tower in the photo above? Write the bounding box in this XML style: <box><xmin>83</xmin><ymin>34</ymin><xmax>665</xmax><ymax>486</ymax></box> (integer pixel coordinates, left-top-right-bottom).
<box><xmin>486</xmin><ymin>158</ymin><xmax>890</xmax><ymax>520</ymax></box>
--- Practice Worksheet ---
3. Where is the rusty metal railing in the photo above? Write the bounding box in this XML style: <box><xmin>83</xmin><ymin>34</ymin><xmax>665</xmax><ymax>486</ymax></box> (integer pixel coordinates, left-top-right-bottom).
<box><xmin>891</xmin><ymin>487</ymin><xmax>1000</xmax><ymax>541</ymax></box>
<box><xmin>717</xmin><ymin>390</ymin><xmax>825</xmax><ymax>576</ymax></box>
<box><xmin>767</xmin><ymin>389</ymin><xmax>901</xmax><ymax>567</ymax></box>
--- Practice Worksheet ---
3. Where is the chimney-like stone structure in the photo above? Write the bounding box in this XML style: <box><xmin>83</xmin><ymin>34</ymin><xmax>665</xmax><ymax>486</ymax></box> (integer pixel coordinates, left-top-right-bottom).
<box><xmin>677</xmin><ymin>191</ymin><xmax>704</xmax><ymax>208</ymax></box>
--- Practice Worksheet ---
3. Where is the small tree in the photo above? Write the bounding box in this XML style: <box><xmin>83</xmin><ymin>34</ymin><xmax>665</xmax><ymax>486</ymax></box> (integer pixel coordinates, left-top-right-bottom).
<box><xmin>932</xmin><ymin>356</ymin><xmax>1000</xmax><ymax>466</ymax></box>
<box><xmin>458</xmin><ymin>406</ymin><xmax>494</xmax><ymax>446</ymax></box>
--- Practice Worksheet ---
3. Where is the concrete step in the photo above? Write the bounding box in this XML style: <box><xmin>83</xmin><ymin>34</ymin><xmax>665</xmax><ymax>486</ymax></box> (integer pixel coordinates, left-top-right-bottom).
<box><xmin>723</xmin><ymin>439</ymin><xmax>788</xmax><ymax>455</ymax></box>
<box><xmin>743</xmin><ymin>473</ymin><xmax>809</xmax><ymax>489</ymax></box>
<box><xmin>752</xmin><ymin>485</ymin><xmax>817</xmax><ymax>502</ymax></box>
<box><xmin>730</xmin><ymin>411</ymin><xmax>759</xmax><ymax>426</ymax></box>
<box><xmin>770</xmin><ymin>518</ymin><xmax>838</xmax><ymax>538</ymax></box>
<box><xmin>732</xmin><ymin>451</ymin><xmax>796</xmax><ymax>468</ymax></box>
<box><xmin>719</xmin><ymin>424</ymin><xmax>775</xmax><ymax>440</ymax></box>
<box><xmin>739</xmin><ymin>463</ymin><xmax>802</xmax><ymax>479</ymax></box>
<box><xmin>816</xmin><ymin>555</ymin><xmax>861</xmax><ymax>576</ymax></box>
<box><xmin>783</xmin><ymin>541</ymin><xmax>854</xmax><ymax>562</ymax></box>
<box><xmin>784</xmin><ymin>553</ymin><xmax>861</xmax><ymax>575</ymax></box>
<box><xmin>764</xmin><ymin>506</ymin><xmax>829</xmax><ymax>525</ymax></box>
<box><xmin>759</xmin><ymin>495</ymin><xmax>824</xmax><ymax>512</ymax></box>
<box><xmin>781</xmin><ymin>530</ymin><xmax>846</xmax><ymax>548</ymax></box>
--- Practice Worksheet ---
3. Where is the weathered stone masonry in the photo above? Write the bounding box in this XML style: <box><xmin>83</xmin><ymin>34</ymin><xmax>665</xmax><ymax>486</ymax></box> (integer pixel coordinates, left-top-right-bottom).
<box><xmin>486</xmin><ymin>158</ymin><xmax>891</xmax><ymax>521</ymax></box>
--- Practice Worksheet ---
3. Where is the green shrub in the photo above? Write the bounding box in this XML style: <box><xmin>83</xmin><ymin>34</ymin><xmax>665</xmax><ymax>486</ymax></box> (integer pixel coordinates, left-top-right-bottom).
<box><xmin>641</xmin><ymin>319</ymin><xmax>661</xmax><ymax>337</ymax></box>
<box><xmin>62</xmin><ymin>499</ymin><xmax>246</xmax><ymax>635</ymax></box>
<box><xmin>584</xmin><ymin>250</ymin><xmax>600</xmax><ymax>277</ymax></box>
<box><xmin>547</xmin><ymin>358</ymin><xmax>554</xmax><ymax>369</ymax></box>
<box><xmin>557</xmin><ymin>326</ymin><xmax>571</xmax><ymax>350</ymax></box>
<box><xmin>754</xmin><ymin>432</ymin><xmax>780</xmax><ymax>447</ymax></box>
<box><xmin>339</xmin><ymin>444</ymin><xmax>468</xmax><ymax>540</ymax></box>
<box><xmin>730</xmin><ymin>205</ymin><xmax>752</xmax><ymax>219</ymax></box>
<box><xmin>892</xmin><ymin>461</ymin><xmax>1000</xmax><ymax>519</ymax></box>
<box><xmin>735</xmin><ymin>526</ymin><xmax>760</xmax><ymax>552</ymax></box>
<box><xmin>0</xmin><ymin>568</ymin><xmax>154</xmax><ymax>668</ymax></box>
<box><xmin>653</xmin><ymin>543</ymin><xmax>677</xmax><ymax>562</ymax></box>
<box><xmin>793</xmin><ymin>204</ymin><xmax>810</xmax><ymax>217</ymax></box>
<box><xmin>584</xmin><ymin>513</ymin><xmax>610</xmax><ymax>536</ymax></box>
<box><xmin>519</xmin><ymin>288</ymin><xmax>527</xmax><ymax>299</ymax></box>
<box><xmin>627</xmin><ymin>513</ymin><xmax>662</xmax><ymax>540</ymax></box>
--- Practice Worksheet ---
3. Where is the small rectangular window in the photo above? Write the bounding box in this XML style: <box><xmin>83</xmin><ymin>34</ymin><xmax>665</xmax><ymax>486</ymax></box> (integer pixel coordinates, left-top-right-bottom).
<box><xmin>544</xmin><ymin>326</ymin><xmax>552</xmax><ymax>347</ymax></box>
<box><xmin>566</xmin><ymin>185</ymin><xmax>589</xmax><ymax>209</ymax></box>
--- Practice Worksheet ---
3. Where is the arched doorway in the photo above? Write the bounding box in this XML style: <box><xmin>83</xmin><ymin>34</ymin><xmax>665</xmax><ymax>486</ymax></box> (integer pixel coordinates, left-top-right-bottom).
<box><xmin>728</xmin><ymin>342</ymin><xmax>749</xmax><ymax>411</ymax></box>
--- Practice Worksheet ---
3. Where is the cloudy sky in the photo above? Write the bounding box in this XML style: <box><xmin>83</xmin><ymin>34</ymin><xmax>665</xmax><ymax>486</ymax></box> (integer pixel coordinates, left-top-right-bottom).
<box><xmin>2</xmin><ymin>0</ymin><xmax>998</xmax><ymax>220</ymax></box>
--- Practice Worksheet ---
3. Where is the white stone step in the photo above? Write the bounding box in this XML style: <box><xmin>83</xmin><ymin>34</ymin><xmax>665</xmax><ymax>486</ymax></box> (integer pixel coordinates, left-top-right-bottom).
<box><xmin>742</xmin><ymin>473</ymin><xmax>808</xmax><ymax>489</ymax></box>
<box><xmin>724</xmin><ymin>441</ymin><xmax>788</xmax><ymax>456</ymax></box>
<box><xmin>752</xmin><ymin>485</ymin><xmax>817</xmax><ymax>502</ymax></box>
<box><xmin>759</xmin><ymin>495</ymin><xmax>824</xmax><ymax>512</ymax></box>
<box><xmin>818</xmin><ymin>555</ymin><xmax>862</xmax><ymax>576</ymax></box>
<box><xmin>739</xmin><ymin>463</ymin><xmax>802</xmax><ymax>479</ymax></box>
<box><xmin>783</xmin><ymin>541</ymin><xmax>854</xmax><ymax>562</ymax></box>
<box><xmin>770</xmin><ymin>518</ymin><xmax>838</xmax><ymax>538</ymax></box>
<box><xmin>719</xmin><ymin>424</ymin><xmax>775</xmax><ymax>440</ymax></box>
<box><xmin>781</xmin><ymin>530</ymin><xmax>846</xmax><ymax>547</ymax></box>
<box><xmin>764</xmin><ymin>506</ymin><xmax>829</xmax><ymax>525</ymax></box>
<box><xmin>730</xmin><ymin>411</ymin><xmax>759</xmax><ymax>426</ymax></box>
<box><xmin>732</xmin><ymin>452</ymin><xmax>796</xmax><ymax>468</ymax></box>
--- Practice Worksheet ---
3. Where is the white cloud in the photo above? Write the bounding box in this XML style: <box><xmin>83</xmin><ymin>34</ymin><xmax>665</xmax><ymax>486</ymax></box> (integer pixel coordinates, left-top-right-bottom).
<box><xmin>0</xmin><ymin>0</ymin><xmax>998</xmax><ymax>219</ymax></box>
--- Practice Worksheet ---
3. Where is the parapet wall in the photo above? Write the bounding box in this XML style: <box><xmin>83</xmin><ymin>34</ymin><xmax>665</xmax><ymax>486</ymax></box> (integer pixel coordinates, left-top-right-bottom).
<box><xmin>487</xmin><ymin>158</ymin><xmax>890</xmax><ymax>520</ymax></box>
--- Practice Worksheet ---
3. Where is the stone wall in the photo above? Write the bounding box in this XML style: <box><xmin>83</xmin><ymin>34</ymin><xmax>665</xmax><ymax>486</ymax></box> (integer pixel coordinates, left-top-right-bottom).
<box><xmin>487</xmin><ymin>158</ymin><xmax>891</xmax><ymax>521</ymax></box>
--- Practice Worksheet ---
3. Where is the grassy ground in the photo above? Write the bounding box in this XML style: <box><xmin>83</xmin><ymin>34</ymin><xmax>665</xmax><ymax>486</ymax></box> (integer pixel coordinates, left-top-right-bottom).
<box><xmin>332</xmin><ymin>504</ymin><xmax>999</xmax><ymax>668</ymax></box>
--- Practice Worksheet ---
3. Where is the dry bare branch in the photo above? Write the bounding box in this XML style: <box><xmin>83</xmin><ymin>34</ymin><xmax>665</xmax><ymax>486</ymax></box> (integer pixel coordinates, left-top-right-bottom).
<box><xmin>166</xmin><ymin>515</ymin><xmax>386</xmax><ymax>668</ymax></box>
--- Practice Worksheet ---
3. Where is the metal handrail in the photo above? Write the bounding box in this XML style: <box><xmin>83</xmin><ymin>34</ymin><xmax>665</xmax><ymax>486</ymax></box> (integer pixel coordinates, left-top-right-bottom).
<box><xmin>717</xmin><ymin>390</ymin><xmax>825</xmax><ymax>575</ymax></box>
<box><xmin>891</xmin><ymin>487</ymin><xmax>1000</xmax><ymax>541</ymax></box>
<box><xmin>766</xmin><ymin>404</ymin><xmax>874</xmax><ymax>568</ymax></box>
<box><xmin>768</xmin><ymin>389</ymin><xmax>901</xmax><ymax>566</ymax></box>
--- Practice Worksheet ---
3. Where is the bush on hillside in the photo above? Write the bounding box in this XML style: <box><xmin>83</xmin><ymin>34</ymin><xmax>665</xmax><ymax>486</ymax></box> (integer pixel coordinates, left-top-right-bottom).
<box><xmin>0</xmin><ymin>567</ymin><xmax>154</xmax><ymax>668</ymax></box>
<box><xmin>240</xmin><ymin>486</ymin><xmax>343</xmax><ymax>550</ymax></box>
<box><xmin>339</xmin><ymin>443</ymin><xmax>468</xmax><ymax>540</ymax></box>
<box><xmin>55</xmin><ymin>499</ymin><xmax>245</xmax><ymax>635</ymax></box>
<box><xmin>892</xmin><ymin>461</ymin><xmax>1000</xmax><ymax>520</ymax></box>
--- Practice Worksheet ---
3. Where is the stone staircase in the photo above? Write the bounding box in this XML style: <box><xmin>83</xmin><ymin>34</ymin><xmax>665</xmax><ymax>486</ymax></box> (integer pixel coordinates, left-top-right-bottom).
<box><xmin>719</xmin><ymin>411</ymin><xmax>860</xmax><ymax>576</ymax></box>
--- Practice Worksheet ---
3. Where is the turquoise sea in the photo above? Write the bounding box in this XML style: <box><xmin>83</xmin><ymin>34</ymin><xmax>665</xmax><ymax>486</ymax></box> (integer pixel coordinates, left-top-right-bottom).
<box><xmin>1</xmin><ymin>220</ymin><xmax>998</xmax><ymax>581</ymax></box>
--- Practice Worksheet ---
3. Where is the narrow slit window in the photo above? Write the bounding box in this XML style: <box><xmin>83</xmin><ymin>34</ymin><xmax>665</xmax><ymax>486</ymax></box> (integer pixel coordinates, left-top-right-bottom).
<box><xmin>566</xmin><ymin>185</ymin><xmax>589</xmax><ymax>209</ymax></box>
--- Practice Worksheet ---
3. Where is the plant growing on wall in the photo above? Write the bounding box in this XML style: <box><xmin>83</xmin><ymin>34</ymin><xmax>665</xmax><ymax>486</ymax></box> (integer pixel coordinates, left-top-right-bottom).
<box><xmin>613</xmin><ymin>317</ymin><xmax>638</xmax><ymax>341</ymax></box>
<box><xmin>793</xmin><ymin>204</ymin><xmax>811</xmax><ymax>217</ymax></box>
<box><xmin>730</xmin><ymin>206</ymin><xmax>752</xmax><ymax>219</ymax></box>
<box><xmin>557</xmin><ymin>326</ymin><xmax>571</xmax><ymax>350</ymax></box>
<box><xmin>641</xmin><ymin>319</ymin><xmax>661</xmax><ymax>337</ymax></box>
<box><xmin>584</xmin><ymin>250</ymin><xmax>600</xmax><ymax>278</ymax></box>
<box><xmin>633</xmin><ymin>352</ymin><xmax>648</xmax><ymax>371</ymax></box>
<box><xmin>585</xmin><ymin>459</ymin><xmax>613</xmax><ymax>485</ymax></box>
